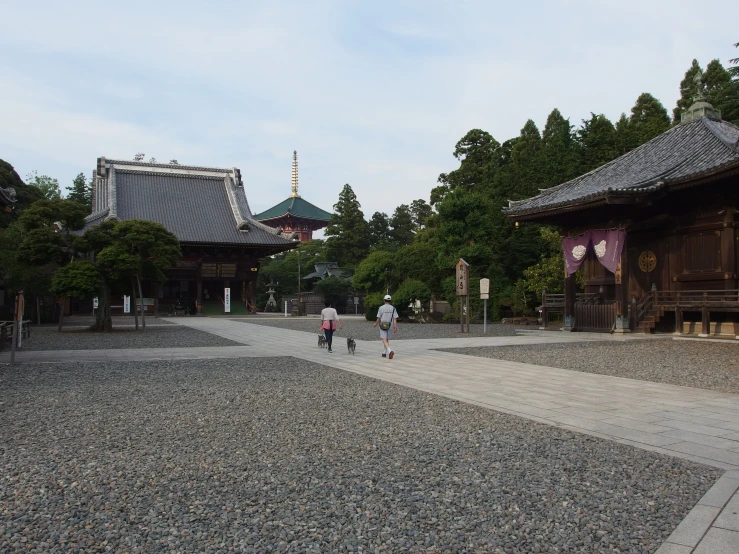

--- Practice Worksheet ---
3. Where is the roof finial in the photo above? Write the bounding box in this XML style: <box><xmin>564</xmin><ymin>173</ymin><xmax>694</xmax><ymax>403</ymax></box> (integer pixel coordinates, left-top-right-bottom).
<box><xmin>681</xmin><ymin>70</ymin><xmax>722</xmax><ymax>123</ymax></box>
<box><xmin>693</xmin><ymin>70</ymin><xmax>706</xmax><ymax>102</ymax></box>
<box><xmin>290</xmin><ymin>150</ymin><xmax>300</xmax><ymax>198</ymax></box>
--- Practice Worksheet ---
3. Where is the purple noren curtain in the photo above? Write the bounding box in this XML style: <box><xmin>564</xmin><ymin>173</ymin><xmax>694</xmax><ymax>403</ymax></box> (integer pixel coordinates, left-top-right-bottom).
<box><xmin>591</xmin><ymin>229</ymin><xmax>626</xmax><ymax>274</ymax></box>
<box><xmin>562</xmin><ymin>231</ymin><xmax>592</xmax><ymax>276</ymax></box>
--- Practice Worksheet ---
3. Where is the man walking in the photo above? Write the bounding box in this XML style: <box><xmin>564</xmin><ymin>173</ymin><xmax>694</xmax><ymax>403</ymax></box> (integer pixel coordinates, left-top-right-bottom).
<box><xmin>373</xmin><ymin>294</ymin><xmax>399</xmax><ymax>359</ymax></box>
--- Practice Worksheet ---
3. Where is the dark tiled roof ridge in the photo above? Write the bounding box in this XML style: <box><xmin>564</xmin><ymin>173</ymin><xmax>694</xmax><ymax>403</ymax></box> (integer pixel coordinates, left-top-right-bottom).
<box><xmin>114</xmin><ymin>168</ymin><xmax>225</xmax><ymax>180</ymax></box>
<box><xmin>106</xmin><ymin>159</ymin><xmax>233</xmax><ymax>172</ymax></box>
<box><xmin>505</xmin><ymin>117</ymin><xmax>739</xmax><ymax>216</ymax></box>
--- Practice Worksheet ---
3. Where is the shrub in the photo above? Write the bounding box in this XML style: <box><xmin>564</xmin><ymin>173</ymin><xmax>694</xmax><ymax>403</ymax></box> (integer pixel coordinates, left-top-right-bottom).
<box><xmin>364</xmin><ymin>291</ymin><xmax>385</xmax><ymax>321</ymax></box>
<box><xmin>393</xmin><ymin>279</ymin><xmax>431</xmax><ymax>317</ymax></box>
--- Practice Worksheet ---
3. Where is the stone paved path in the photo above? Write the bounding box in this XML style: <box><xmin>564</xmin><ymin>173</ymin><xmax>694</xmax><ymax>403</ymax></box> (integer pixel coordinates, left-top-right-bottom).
<box><xmin>3</xmin><ymin>318</ymin><xmax>739</xmax><ymax>553</ymax></box>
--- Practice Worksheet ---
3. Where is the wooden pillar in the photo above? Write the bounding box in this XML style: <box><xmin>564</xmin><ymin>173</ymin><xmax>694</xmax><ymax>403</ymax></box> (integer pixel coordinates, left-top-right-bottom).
<box><xmin>700</xmin><ymin>291</ymin><xmax>709</xmax><ymax>336</ymax></box>
<box><xmin>614</xmin><ymin>232</ymin><xmax>628</xmax><ymax>331</ymax></box>
<box><xmin>675</xmin><ymin>307</ymin><xmax>683</xmax><ymax>335</ymax></box>
<box><xmin>721</xmin><ymin>209</ymin><xmax>736</xmax><ymax>289</ymax></box>
<box><xmin>564</xmin><ymin>272</ymin><xmax>576</xmax><ymax>331</ymax></box>
<box><xmin>196</xmin><ymin>273</ymin><xmax>203</xmax><ymax>315</ymax></box>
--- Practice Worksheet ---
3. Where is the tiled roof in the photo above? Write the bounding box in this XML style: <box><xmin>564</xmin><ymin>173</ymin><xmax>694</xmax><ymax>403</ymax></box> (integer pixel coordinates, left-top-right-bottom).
<box><xmin>254</xmin><ymin>196</ymin><xmax>332</xmax><ymax>222</ymax></box>
<box><xmin>504</xmin><ymin>117</ymin><xmax>739</xmax><ymax>218</ymax></box>
<box><xmin>87</xmin><ymin>169</ymin><xmax>297</xmax><ymax>247</ymax></box>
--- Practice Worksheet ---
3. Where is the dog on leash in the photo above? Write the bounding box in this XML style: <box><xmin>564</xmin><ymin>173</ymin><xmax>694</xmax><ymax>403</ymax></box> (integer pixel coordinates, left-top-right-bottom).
<box><xmin>346</xmin><ymin>336</ymin><xmax>356</xmax><ymax>355</ymax></box>
<box><xmin>318</xmin><ymin>333</ymin><xmax>327</xmax><ymax>348</ymax></box>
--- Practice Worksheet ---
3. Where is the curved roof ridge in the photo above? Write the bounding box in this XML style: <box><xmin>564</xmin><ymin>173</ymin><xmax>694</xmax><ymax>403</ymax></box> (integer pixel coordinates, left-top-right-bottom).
<box><xmin>115</xmin><ymin>168</ymin><xmax>224</xmax><ymax>180</ymax></box>
<box><xmin>107</xmin><ymin>159</ymin><xmax>232</xmax><ymax>172</ymax></box>
<box><xmin>700</xmin><ymin>117</ymin><xmax>739</xmax><ymax>154</ymax></box>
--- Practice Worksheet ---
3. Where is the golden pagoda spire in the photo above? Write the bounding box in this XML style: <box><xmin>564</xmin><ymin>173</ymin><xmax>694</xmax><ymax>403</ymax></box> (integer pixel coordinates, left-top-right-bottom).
<box><xmin>290</xmin><ymin>150</ymin><xmax>300</xmax><ymax>198</ymax></box>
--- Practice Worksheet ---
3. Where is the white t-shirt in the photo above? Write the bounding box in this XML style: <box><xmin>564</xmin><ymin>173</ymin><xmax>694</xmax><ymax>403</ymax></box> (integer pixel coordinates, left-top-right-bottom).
<box><xmin>321</xmin><ymin>307</ymin><xmax>340</xmax><ymax>323</ymax></box>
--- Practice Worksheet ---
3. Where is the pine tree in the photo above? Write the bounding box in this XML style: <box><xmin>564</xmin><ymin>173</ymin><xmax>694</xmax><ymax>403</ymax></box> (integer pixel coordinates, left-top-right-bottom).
<box><xmin>389</xmin><ymin>204</ymin><xmax>415</xmax><ymax>247</ymax></box>
<box><xmin>368</xmin><ymin>212</ymin><xmax>391</xmax><ymax>249</ymax></box>
<box><xmin>507</xmin><ymin>119</ymin><xmax>542</xmax><ymax>198</ymax></box>
<box><xmin>541</xmin><ymin>109</ymin><xmax>578</xmax><ymax>188</ymax></box>
<box><xmin>673</xmin><ymin>59</ymin><xmax>703</xmax><ymax>124</ymax></box>
<box><xmin>577</xmin><ymin>113</ymin><xmax>618</xmax><ymax>172</ymax></box>
<box><xmin>324</xmin><ymin>184</ymin><xmax>370</xmax><ymax>267</ymax></box>
<box><xmin>409</xmin><ymin>199</ymin><xmax>432</xmax><ymax>230</ymax></box>
<box><xmin>629</xmin><ymin>93</ymin><xmax>670</xmax><ymax>146</ymax></box>
<box><xmin>67</xmin><ymin>172</ymin><xmax>92</xmax><ymax>211</ymax></box>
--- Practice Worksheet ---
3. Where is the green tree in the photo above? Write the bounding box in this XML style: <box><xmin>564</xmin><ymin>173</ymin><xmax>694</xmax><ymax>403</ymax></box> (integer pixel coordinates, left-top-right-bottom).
<box><xmin>389</xmin><ymin>204</ymin><xmax>415</xmax><ymax>246</ymax></box>
<box><xmin>409</xmin><ymin>199</ymin><xmax>432</xmax><ymax>230</ymax></box>
<box><xmin>368</xmin><ymin>211</ymin><xmax>391</xmax><ymax>248</ymax></box>
<box><xmin>673</xmin><ymin>59</ymin><xmax>703</xmax><ymax>123</ymax></box>
<box><xmin>577</xmin><ymin>113</ymin><xmax>618</xmax><ymax>172</ymax></box>
<box><xmin>50</xmin><ymin>260</ymin><xmax>99</xmax><ymax>331</ymax></box>
<box><xmin>614</xmin><ymin>113</ymin><xmax>632</xmax><ymax>154</ymax></box>
<box><xmin>392</xmin><ymin>240</ymin><xmax>441</xmax><ymax>296</ymax></box>
<box><xmin>352</xmin><ymin>250</ymin><xmax>394</xmax><ymax>293</ymax></box>
<box><xmin>97</xmin><ymin>220</ymin><xmax>182</xmax><ymax>330</ymax></box>
<box><xmin>629</xmin><ymin>93</ymin><xmax>670</xmax><ymax>146</ymax></box>
<box><xmin>541</xmin><ymin>109</ymin><xmax>579</xmax><ymax>188</ymax></box>
<box><xmin>26</xmin><ymin>171</ymin><xmax>62</xmax><ymax>200</ymax></box>
<box><xmin>393</xmin><ymin>278</ymin><xmax>431</xmax><ymax>316</ymax></box>
<box><xmin>504</xmin><ymin>119</ymin><xmax>543</xmax><ymax>199</ymax></box>
<box><xmin>11</xmin><ymin>199</ymin><xmax>88</xmax><ymax>325</ymax></box>
<box><xmin>312</xmin><ymin>277</ymin><xmax>353</xmax><ymax>307</ymax></box>
<box><xmin>67</xmin><ymin>172</ymin><xmax>92</xmax><ymax>211</ymax></box>
<box><xmin>324</xmin><ymin>184</ymin><xmax>370</xmax><ymax>266</ymax></box>
<box><xmin>258</xmin><ymin>239</ymin><xmax>327</xmax><ymax>303</ymax></box>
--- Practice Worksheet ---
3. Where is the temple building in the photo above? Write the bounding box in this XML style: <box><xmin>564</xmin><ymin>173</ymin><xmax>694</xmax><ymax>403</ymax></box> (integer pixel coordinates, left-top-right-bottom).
<box><xmin>505</xmin><ymin>73</ymin><xmax>739</xmax><ymax>336</ymax></box>
<box><xmin>253</xmin><ymin>151</ymin><xmax>332</xmax><ymax>241</ymax></box>
<box><xmin>85</xmin><ymin>157</ymin><xmax>299</xmax><ymax>315</ymax></box>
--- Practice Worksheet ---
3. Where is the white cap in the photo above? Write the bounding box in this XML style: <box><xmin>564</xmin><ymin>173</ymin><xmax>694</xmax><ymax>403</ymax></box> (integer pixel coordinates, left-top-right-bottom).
<box><xmin>384</xmin><ymin>294</ymin><xmax>391</xmax><ymax>301</ymax></box>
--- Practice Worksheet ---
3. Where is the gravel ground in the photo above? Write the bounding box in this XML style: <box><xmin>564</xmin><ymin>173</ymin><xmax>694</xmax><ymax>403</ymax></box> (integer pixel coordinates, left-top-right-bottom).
<box><xmin>236</xmin><ymin>317</ymin><xmax>520</xmax><ymax>341</ymax></box>
<box><xmin>20</xmin><ymin>325</ymin><xmax>242</xmax><ymax>351</ymax></box>
<box><xmin>1</xmin><ymin>357</ymin><xmax>719</xmax><ymax>553</ymax></box>
<box><xmin>441</xmin><ymin>339</ymin><xmax>739</xmax><ymax>394</ymax></box>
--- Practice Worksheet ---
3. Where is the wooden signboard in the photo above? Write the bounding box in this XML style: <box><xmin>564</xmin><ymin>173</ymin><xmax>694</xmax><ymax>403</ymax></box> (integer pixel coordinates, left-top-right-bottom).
<box><xmin>456</xmin><ymin>258</ymin><xmax>469</xmax><ymax>296</ymax></box>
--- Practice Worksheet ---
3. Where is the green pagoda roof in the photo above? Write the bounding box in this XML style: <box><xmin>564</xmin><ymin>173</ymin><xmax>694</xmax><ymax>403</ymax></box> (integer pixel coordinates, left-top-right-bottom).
<box><xmin>254</xmin><ymin>196</ymin><xmax>332</xmax><ymax>222</ymax></box>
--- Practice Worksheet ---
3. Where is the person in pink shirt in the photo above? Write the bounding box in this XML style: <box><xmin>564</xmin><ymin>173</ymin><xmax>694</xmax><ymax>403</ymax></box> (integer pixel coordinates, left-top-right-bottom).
<box><xmin>319</xmin><ymin>300</ymin><xmax>342</xmax><ymax>353</ymax></box>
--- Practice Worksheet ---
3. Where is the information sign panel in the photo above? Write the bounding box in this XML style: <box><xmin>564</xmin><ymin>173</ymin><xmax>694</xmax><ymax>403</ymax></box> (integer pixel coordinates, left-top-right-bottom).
<box><xmin>124</xmin><ymin>295</ymin><xmax>131</xmax><ymax>313</ymax></box>
<box><xmin>480</xmin><ymin>278</ymin><xmax>490</xmax><ymax>300</ymax></box>
<box><xmin>224</xmin><ymin>287</ymin><xmax>231</xmax><ymax>313</ymax></box>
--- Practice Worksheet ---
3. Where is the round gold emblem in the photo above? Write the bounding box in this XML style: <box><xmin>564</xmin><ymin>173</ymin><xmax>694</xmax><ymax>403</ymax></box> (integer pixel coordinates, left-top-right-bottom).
<box><xmin>638</xmin><ymin>251</ymin><xmax>657</xmax><ymax>273</ymax></box>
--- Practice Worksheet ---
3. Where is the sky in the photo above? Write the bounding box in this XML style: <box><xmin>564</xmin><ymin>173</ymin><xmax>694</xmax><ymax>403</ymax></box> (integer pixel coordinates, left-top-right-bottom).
<box><xmin>1</xmin><ymin>0</ymin><xmax>737</xmax><ymax>239</ymax></box>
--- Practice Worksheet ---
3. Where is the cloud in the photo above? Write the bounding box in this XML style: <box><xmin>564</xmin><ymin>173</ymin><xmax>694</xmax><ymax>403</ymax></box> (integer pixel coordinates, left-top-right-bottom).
<box><xmin>1</xmin><ymin>0</ymin><xmax>736</xmax><ymax>218</ymax></box>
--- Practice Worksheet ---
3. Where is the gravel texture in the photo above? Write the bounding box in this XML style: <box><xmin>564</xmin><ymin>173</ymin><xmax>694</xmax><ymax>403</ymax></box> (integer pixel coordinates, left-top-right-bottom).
<box><xmin>441</xmin><ymin>339</ymin><xmax>739</xmax><ymax>394</ymax></box>
<box><xmin>236</xmin><ymin>317</ymin><xmax>519</xmax><ymax>342</ymax></box>
<box><xmin>20</xmin><ymin>325</ymin><xmax>242</xmax><ymax>351</ymax></box>
<box><xmin>1</xmin><ymin>357</ymin><xmax>720</xmax><ymax>553</ymax></box>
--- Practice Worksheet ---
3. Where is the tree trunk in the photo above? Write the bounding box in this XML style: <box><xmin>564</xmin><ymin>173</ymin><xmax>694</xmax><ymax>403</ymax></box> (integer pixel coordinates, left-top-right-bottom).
<box><xmin>36</xmin><ymin>295</ymin><xmax>41</xmax><ymax>326</ymax></box>
<box><xmin>91</xmin><ymin>280</ymin><xmax>113</xmax><ymax>332</ymax></box>
<box><xmin>131</xmin><ymin>277</ymin><xmax>139</xmax><ymax>331</ymax></box>
<box><xmin>137</xmin><ymin>274</ymin><xmax>146</xmax><ymax>330</ymax></box>
<box><xmin>57</xmin><ymin>297</ymin><xmax>65</xmax><ymax>332</ymax></box>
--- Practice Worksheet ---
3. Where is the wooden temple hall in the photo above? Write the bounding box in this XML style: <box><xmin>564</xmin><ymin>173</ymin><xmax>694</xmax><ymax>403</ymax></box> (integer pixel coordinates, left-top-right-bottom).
<box><xmin>505</xmin><ymin>80</ymin><xmax>739</xmax><ymax>336</ymax></box>
<box><xmin>85</xmin><ymin>157</ymin><xmax>299</xmax><ymax>315</ymax></box>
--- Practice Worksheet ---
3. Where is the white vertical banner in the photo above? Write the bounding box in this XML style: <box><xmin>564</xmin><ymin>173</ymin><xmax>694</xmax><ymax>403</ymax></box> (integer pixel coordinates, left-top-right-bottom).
<box><xmin>123</xmin><ymin>295</ymin><xmax>131</xmax><ymax>313</ymax></box>
<box><xmin>224</xmin><ymin>287</ymin><xmax>231</xmax><ymax>313</ymax></box>
<box><xmin>93</xmin><ymin>297</ymin><xmax>99</xmax><ymax>309</ymax></box>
